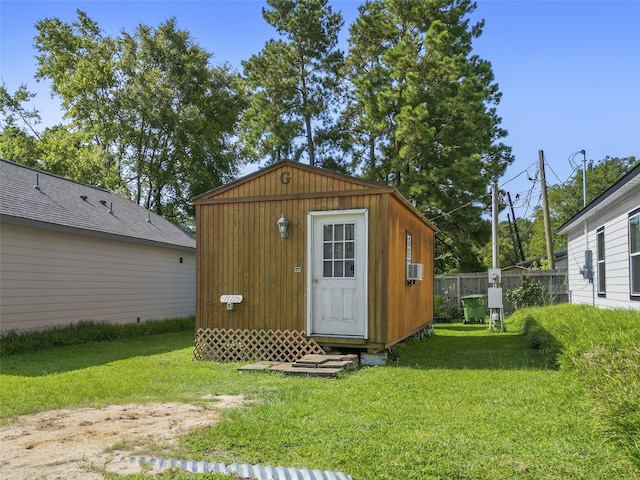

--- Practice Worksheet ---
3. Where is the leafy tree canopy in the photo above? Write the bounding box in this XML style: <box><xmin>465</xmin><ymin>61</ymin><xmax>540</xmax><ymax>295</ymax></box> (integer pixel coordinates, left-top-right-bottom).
<box><xmin>1</xmin><ymin>11</ymin><xmax>246</xmax><ymax>229</ymax></box>
<box><xmin>346</xmin><ymin>0</ymin><xmax>513</xmax><ymax>272</ymax></box>
<box><xmin>241</xmin><ymin>0</ymin><xmax>346</xmax><ymax>168</ymax></box>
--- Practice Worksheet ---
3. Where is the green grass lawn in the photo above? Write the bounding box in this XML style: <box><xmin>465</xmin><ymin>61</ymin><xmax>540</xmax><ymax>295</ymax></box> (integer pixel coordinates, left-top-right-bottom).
<box><xmin>1</xmin><ymin>316</ymin><xmax>637</xmax><ymax>479</ymax></box>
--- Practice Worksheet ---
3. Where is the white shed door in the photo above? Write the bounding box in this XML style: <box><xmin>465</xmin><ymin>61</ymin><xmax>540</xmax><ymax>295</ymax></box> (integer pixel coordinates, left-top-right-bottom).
<box><xmin>308</xmin><ymin>210</ymin><xmax>368</xmax><ymax>338</ymax></box>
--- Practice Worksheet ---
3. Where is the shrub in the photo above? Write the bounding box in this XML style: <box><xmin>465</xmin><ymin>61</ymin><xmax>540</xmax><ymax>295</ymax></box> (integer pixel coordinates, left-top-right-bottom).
<box><xmin>0</xmin><ymin>317</ymin><xmax>195</xmax><ymax>356</ymax></box>
<box><xmin>506</xmin><ymin>279</ymin><xmax>556</xmax><ymax>310</ymax></box>
<box><xmin>448</xmin><ymin>305</ymin><xmax>464</xmax><ymax>320</ymax></box>
<box><xmin>433</xmin><ymin>294</ymin><xmax>447</xmax><ymax>317</ymax></box>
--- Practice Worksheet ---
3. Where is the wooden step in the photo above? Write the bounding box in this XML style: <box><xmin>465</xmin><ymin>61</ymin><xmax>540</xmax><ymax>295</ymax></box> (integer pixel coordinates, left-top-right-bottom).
<box><xmin>318</xmin><ymin>360</ymin><xmax>355</xmax><ymax>369</ymax></box>
<box><xmin>238</xmin><ymin>353</ymin><xmax>359</xmax><ymax>377</ymax></box>
<box><xmin>282</xmin><ymin>366</ymin><xmax>344</xmax><ymax>377</ymax></box>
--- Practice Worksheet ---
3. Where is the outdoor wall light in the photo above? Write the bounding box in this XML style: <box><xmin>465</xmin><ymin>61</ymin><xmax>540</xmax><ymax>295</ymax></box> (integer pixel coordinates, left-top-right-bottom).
<box><xmin>277</xmin><ymin>214</ymin><xmax>289</xmax><ymax>239</ymax></box>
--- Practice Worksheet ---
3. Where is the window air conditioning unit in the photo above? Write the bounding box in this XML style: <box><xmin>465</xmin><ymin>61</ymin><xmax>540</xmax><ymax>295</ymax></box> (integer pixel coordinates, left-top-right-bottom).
<box><xmin>406</xmin><ymin>263</ymin><xmax>424</xmax><ymax>281</ymax></box>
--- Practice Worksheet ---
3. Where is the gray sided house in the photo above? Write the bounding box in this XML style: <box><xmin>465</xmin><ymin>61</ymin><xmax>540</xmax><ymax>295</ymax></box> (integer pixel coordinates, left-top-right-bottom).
<box><xmin>0</xmin><ymin>159</ymin><xmax>196</xmax><ymax>333</ymax></box>
<box><xmin>557</xmin><ymin>162</ymin><xmax>640</xmax><ymax>309</ymax></box>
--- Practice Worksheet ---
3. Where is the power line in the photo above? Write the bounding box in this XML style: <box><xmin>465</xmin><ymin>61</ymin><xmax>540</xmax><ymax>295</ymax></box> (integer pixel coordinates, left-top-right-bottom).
<box><xmin>427</xmin><ymin>165</ymin><xmax>539</xmax><ymax>224</ymax></box>
<box><xmin>428</xmin><ymin>192</ymin><xmax>490</xmax><ymax>222</ymax></box>
<box><xmin>498</xmin><ymin>168</ymin><xmax>528</xmax><ymax>189</ymax></box>
<box><xmin>545</xmin><ymin>161</ymin><xmax>565</xmax><ymax>185</ymax></box>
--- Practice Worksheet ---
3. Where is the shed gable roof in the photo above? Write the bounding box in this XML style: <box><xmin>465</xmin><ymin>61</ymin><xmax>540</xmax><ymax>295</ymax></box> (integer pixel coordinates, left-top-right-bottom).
<box><xmin>0</xmin><ymin>159</ymin><xmax>195</xmax><ymax>251</ymax></box>
<box><xmin>192</xmin><ymin>160</ymin><xmax>436</xmax><ymax>231</ymax></box>
<box><xmin>192</xmin><ymin>160</ymin><xmax>393</xmax><ymax>202</ymax></box>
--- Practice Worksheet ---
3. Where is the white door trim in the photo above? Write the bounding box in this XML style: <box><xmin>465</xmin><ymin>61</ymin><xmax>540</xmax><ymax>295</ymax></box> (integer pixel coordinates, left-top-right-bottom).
<box><xmin>306</xmin><ymin>209</ymin><xmax>368</xmax><ymax>338</ymax></box>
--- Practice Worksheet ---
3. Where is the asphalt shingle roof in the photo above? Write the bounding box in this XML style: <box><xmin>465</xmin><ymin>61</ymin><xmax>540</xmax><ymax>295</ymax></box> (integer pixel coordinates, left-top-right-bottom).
<box><xmin>0</xmin><ymin>159</ymin><xmax>195</xmax><ymax>251</ymax></box>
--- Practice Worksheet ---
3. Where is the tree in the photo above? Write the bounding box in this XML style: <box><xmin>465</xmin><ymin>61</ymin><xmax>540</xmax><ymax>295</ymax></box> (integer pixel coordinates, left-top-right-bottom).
<box><xmin>346</xmin><ymin>0</ymin><xmax>513</xmax><ymax>272</ymax></box>
<box><xmin>33</xmin><ymin>10</ymin><xmax>245</xmax><ymax>228</ymax></box>
<box><xmin>477</xmin><ymin>217</ymin><xmax>534</xmax><ymax>269</ymax></box>
<box><xmin>527</xmin><ymin>156</ymin><xmax>638</xmax><ymax>258</ymax></box>
<box><xmin>242</xmin><ymin>0</ymin><xmax>345</xmax><ymax>167</ymax></box>
<box><xmin>38</xmin><ymin>125</ymin><xmax>122</xmax><ymax>189</ymax></box>
<box><xmin>1</xmin><ymin>84</ymin><xmax>119</xmax><ymax>189</ymax></box>
<box><xmin>116</xmin><ymin>19</ymin><xmax>246</xmax><ymax>225</ymax></box>
<box><xmin>0</xmin><ymin>84</ymin><xmax>42</xmax><ymax>167</ymax></box>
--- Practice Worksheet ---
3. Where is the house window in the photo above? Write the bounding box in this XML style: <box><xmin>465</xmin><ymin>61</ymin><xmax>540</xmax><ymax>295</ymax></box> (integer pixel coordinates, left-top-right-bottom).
<box><xmin>597</xmin><ymin>227</ymin><xmax>605</xmax><ymax>296</ymax></box>
<box><xmin>406</xmin><ymin>233</ymin><xmax>412</xmax><ymax>263</ymax></box>
<box><xmin>630</xmin><ymin>209</ymin><xmax>640</xmax><ymax>299</ymax></box>
<box><xmin>323</xmin><ymin>223</ymin><xmax>355</xmax><ymax>278</ymax></box>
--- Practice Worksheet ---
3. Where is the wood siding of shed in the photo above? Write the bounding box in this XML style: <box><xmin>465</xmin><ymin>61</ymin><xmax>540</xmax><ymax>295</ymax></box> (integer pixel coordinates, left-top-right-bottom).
<box><xmin>385</xmin><ymin>195</ymin><xmax>435</xmax><ymax>345</ymax></box>
<box><xmin>0</xmin><ymin>223</ymin><xmax>196</xmax><ymax>332</ymax></box>
<box><xmin>195</xmin><ymin>163</ymin><xmax>436</xmax><ymax>349</ymax></box>
<box><xmin>195</xmin><ymin>166</ymin><xmax>376</xmax><ymax>341</ymax></box>
<box><xmin>196</xmin><ymin>194</ymin><xmax>386</xmax><ymax>342</ymax></box>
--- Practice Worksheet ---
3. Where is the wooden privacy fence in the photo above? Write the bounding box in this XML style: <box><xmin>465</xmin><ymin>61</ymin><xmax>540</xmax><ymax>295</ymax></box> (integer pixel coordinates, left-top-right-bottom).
<box><xmin>434</xmin><ymin>270</ymin><xmax>568</xmax><ymax>317</ymax></box>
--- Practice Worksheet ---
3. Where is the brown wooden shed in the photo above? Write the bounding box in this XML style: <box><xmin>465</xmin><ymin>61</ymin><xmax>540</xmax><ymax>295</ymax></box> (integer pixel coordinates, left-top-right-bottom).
<box><xmin>192</xmin><ymin>160</ymin><xmax>436</xmax><ymax>358</ymax></box>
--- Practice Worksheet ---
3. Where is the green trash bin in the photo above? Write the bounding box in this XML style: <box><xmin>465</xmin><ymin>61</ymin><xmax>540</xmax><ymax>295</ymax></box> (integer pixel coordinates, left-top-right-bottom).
<box><xmin>461</xmin><ymin>294</ymin><xmax>485</xmax><ymax>324</ymax></box>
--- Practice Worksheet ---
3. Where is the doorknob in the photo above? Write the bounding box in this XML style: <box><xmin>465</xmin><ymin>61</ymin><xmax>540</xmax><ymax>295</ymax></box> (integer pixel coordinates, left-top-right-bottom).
<box><xmin>313</xmin><ymin>279</ymin><xmax>318</xmax><ymax>284</ymax></box>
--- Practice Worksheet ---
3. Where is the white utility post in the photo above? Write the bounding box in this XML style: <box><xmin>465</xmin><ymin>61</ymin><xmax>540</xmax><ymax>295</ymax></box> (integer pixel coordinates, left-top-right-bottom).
<box><xmin>488</xmin><ymin>182</ymin><xmax>504</xmax><ymax>331</ymax></box>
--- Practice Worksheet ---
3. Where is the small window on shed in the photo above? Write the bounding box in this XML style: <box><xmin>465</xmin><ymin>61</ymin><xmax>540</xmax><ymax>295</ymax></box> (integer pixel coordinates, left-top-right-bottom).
<box><xmin>406</xmin><ymin>233</ymin><xmax>412</xmax><ymax>263</ymax></box>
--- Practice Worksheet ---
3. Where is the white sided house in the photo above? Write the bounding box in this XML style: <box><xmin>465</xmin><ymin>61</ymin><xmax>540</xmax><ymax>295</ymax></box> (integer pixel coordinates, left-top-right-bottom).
<box><xmin>0</xmin><ymin>159</ymin><xmax>196</xmax><ymax>333</ymax></box>
<box><xmin>557</xmin><ymin>162</ymin><xmax>640</xmax><ymax>310</ymax></box>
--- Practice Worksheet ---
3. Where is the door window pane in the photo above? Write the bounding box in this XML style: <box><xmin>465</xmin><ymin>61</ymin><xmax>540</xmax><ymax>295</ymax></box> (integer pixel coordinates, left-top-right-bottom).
<box><xmin>345</xmin><ymin>260</ymin><xmax>355</xmax><ymax>278</ymax></box>
<box><xmin>324</xmin><ymin>225</ymin><xmax>333</xmax><ymax>241</ymax></box>
<box><xmin>345</xmin><ymin>241</ymin><xmax>354</xmax><ymax>259</ymax></box>
<box><xmin>322</xmin><ymin>222</ymin><xmax>356</xmax><ymax>278</ymax></box>
<box><xmin>324</xmin><ymin>261</ymin><xmax>332</xmax><ymax>277</ymax></box>
<box><xmin>345</xmin><ymin>224</ymin><xmax>355</xmax><ymax>240</ymax></box>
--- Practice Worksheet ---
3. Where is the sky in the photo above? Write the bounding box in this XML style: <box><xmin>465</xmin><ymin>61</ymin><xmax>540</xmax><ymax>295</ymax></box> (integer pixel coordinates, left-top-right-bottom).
<box><xmin>1</xmin><ymin>0</ymin><xmax>639</xmax><ymax>222</ymax></box>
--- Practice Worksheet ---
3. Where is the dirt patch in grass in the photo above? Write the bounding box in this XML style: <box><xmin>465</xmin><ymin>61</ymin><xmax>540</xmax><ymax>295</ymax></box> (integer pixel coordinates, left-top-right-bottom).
<box><xmin>0</xmin><ymin>396</ymin><xmax>245</xmax><ymax>479</ymax></box>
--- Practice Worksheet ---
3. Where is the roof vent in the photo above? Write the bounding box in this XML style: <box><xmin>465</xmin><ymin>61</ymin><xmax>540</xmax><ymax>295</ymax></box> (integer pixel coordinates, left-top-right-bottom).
<box><xmin>99</xmin><ymin>200</ymin><xmax>107</xmax><ymax>206</ymax></box>
<box><xmin>108</xmin><ymin>202</ymin><xmax>113</xmax><ymax>214</ymax></box>
<box><xmin>34</xmin><ymin>173</ymin><xmax>41</xmax><ymax>191</ymax></box>
<box><xmin>80</xmin><ymin>195</ymin><xmax>88</xmax><ymax>201</ymax></box>
<box><xmin>146</xmin><ymin>212</ymin><xmax>152</xmax><ymax>223</ymax></box>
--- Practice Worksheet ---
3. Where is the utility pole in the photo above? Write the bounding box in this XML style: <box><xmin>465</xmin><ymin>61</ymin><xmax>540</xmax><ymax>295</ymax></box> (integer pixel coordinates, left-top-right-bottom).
<box><xmin>507</xmin><ymin>213</ymin><xmax>519</xmax><ymax>263</ymax></box>
<box><xmin>507</xmin><ymin>192</ymin><xmax>525</xmax><ymax>262</ymax></box>
<box><xmin>538</xmin><ymin>150</ymin><xmax>555</xmax><ymax>270</ymax></box>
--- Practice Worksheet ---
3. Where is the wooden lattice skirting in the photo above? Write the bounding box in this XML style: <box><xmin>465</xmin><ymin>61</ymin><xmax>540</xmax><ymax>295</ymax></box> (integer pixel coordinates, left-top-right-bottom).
<box><xmin>193</xmin><ymin>328</ymin><xmax>325</xmax><ymax>363</ymax></box>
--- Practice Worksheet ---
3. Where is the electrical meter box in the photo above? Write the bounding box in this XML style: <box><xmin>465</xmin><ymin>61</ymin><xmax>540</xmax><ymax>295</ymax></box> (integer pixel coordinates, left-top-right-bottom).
<box><xmin>582</xmin><ymin>250</ymin><xmax>593</xmax><ymax>280</ymax></box>
<box><xmin>488</xmin><ymin>268</ymin><xmax>501</xmax><ymax>285</ymax></box>
<box><xmin>487</xmin><ymin>287</ymin><xmax>503</xmax><ymax>309</ymax></box>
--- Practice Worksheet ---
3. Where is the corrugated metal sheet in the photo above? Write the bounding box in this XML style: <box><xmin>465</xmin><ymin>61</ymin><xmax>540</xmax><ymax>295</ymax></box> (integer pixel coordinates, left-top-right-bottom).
<box><xmin>120</xmin><ymin>456</ymin><xmax>355</xmax><ymax>480</ymax></box>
